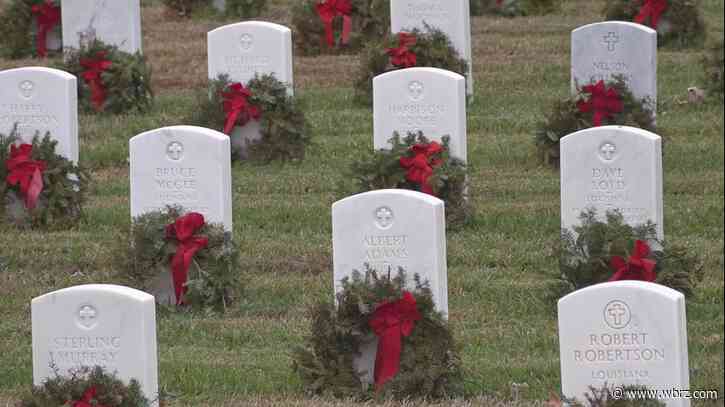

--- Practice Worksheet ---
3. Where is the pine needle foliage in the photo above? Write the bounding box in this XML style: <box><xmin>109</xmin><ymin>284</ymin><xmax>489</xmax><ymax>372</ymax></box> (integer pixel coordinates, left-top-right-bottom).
<box><xmin>291</xmin><ymin>0</ymin><xmax>390</xmax><ymax>56</ymax></box>
<box><xmin>557</xmin><ymin>209</ymin><xmax>702</xmax><ymax>297</ymax></box>
<box><xmin>534</xmin><ymin>76</ymin><xmax>656</xmax><ymax>168</ymax></box>
<box><xmin>162</xmin><ymin>0</ymin><xmax>266</xmax><ymax>18</ymax></box>
<box><xmin>353</xmin><ymin>26</ymin><xmax>468</xmax><ymax>105</ymax></box>
<box><xmin>119</xmin><ymin>206</ymin><xmax>240</xmax><ymax>313</ymax></box>
<box><xmin>293</xmin><ymin>266</ymin><xmax>463</xmax><ymax>400</ymax></box>
<box><xmin>62</xmin><ymin>40</ymin><xmax>154</xmax><ymax>114</ymax></box>
<box><xmin>0</xmin><ymin>0</ymin><xmax>61</xmax><ymax>59</ymax></box>
<box><xmin>188</xmin><ymin>74</ymin><xmax>309</xmax><ymax>162</ymax></box>
<box><xmin>704</xmin><ymin>39</ymin><xmax>724</xmax><ymax>101</ymax></box>
<box><xmin>18</xmin><ymin>366</ymin><xmax>150</xmax><ymax>407</ymax></box>
<box><xmin>470</xmin><ymin>0</ymin><xmax>560</xmax><ymax>17</ymax></box>
<box><xmin>1</xmin><ymin>127</ymin><xmax>88</xmax><ymax>229</ymax></box>
<box><xmin>349</xmin><ymin>131</ymin><xmax>470</xmax><ymax>227</ymax></box>
<box><xmin>603</xmin><ymin>0</ymin><xmax>706</xmax><ymax>48</ymax></box>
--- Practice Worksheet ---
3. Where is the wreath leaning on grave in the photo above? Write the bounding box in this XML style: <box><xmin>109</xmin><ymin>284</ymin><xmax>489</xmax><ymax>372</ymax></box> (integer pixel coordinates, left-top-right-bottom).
<box><xmin>62</xmin><ymin>40</ymin><xmax>154</xmax><ymax>114</ymax></box>
<box><xmin>118</xmin><ymin>206</ymin><xmax>240</xmax><ymax>312</ymax></box>
<box><xmin>349</xmin><ymin>131</ymin><xmax>470</xmax><ymax>226</ymax></box>
<box><xmin>554</xmin><ymin>209</ymin><xmax>702</xmax><ymax>299</ymax></box>
<box><xmin>1</xmin><ymin>127</ymin><xmax>87</xmax><ymax>229</ymax></box>
<box><xmin>162</xmin><ymin>0</ymin><xmax>266</xmax><ymax>18</ymax></box>
<box><xmin>188</xmin><ymin>74</ymin><xmax>309</xmax><ymax>162</ymax></box>
<box><xmin>470</xmin><ymin>0</ymin><xmax>559</xmax><ymax>17</ymax></box>
<box><xmin>603</xmin><ymin>0</ymin><xmax>705</xmax><ymax>48</ymax></box>
<box><xmin>0</xmin><ymin>0</ymin><xmax>61</xmax><ymax>59</ymax></box>
<box><xmin>703</xmin><ymin>39</ymin><xmax>724</xmax><ymax>101</ymax></box>
<box><xmin>534</xmin><ymin>77</ymin><xmax>656</xmax><ymax>168</ymax></box>
<box><xmin>353</xmin><ymin>27</ymin><xmax>469</xmax><ymax>105</ymax></box>
<box><xmin>18</xmin><ymin>366</ymin><xmax>150</xmax><ymax>407</ymax></box>
<box><xmin>293</xmin><ymin>267</ymin><xmax>462</xmax><ymax>399</ymax></box>
<box><xmin>291</xmin><ymin>0</ymin><xmax>390</xmax><ymax>56</ymax></box>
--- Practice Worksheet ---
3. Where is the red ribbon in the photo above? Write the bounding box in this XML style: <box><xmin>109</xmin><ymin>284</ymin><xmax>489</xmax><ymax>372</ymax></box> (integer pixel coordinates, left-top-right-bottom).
<box><xmin>609</xmin><ymin>240</ymin><xmax>657</xmax><ymax>282</ymax></box>
<box><xmin>5</xmin><ymin>144</ymin><xmax>46</xmax><ymax>210</ymax></box>
<box><xmin>315</xmin><ymin>0</ymin><xmax>352</xmax><ymax>48</ymax></box>
<box><xmin>399</xmin><ymin>141</ymin><xmax>443</xmax><ymax>196</ymax></box>
<box><xmin>69</xmin><ymin>386</ymin><xmax>108</xmax><ymax>407</ymax></box>
<box><xmin>165</xmin><ymin>213</ymin><xmax>209</xmax><ymax>305</ymax></box>
<box><xmin>80</xmin><ymin>51</ymin><xmax>112</xmax><ymax>112</ymax></box>
<box><xmin>387</xmin><ymin>33</ymin><xmax>417</xmax><ymax>68</ymax></box>
<box><xmin>368</xmin><ymin>291</ymin><xmax>421</xmax><ymax>390</ymax></box>
<box><xmin>577</xmin><ymin>80</ymin><xmax>624</xmax><ymax>126</ymax></box>
<box><xmin>31</xmin><ymin>0</ymin><xmax>61</xmax><ymax>58</ymax></box>
<box><xmin>221</xmin><ymin>82</ymin><xmax>262</xmax><ymax>135</ymax></box>
<box><xmin>635</xmin><ymin>0</ymin><xmax>668</xmax><ymax>29</ymax></box>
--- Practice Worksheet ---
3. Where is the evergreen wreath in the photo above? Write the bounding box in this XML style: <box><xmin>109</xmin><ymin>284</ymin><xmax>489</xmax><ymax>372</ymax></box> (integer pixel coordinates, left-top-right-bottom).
<box><xmin>556</xmin><ymin>209</ymin><xmax>702</xmax><ymax>298</ymax></box>
<box><xmin>470</xmin><ymin>0</ymin><xmax>559</xmax><ymax>17</ymax></box>
<box><xmin>62</xmin><ymin>40</ymin><xmax>154</xmax><ymax>114</ymax></box>
<box><xmin>534</xmin><ymin>76</ymin><xmax>656</xmax><ymax>168</ymax></box>
<box><xmin>291</xmin><ymin>0</ymin><xmax>390</xmax><ymax>56</ymax></box>
<box><xmin>704</xmin><ymin>40</ymin><xmax>724</xmax><ymax>101</ymax></box>
<box><xmin>162</xmin><ymin>0</ymin><xmax>266</xmax><ymax>18</ymax></box>
<box><xmin>293</xmin><ymin>266</ymin><xmax>462</xmax><ymax>399</ymax></box>
<box><xmin>1</xmin><ymin>127</ymin><xmax>87</xmax><ymax>229</ymax></box>
<box><xmin>603</xmin><ymin>0</ymin><xmax>705</xmax><ymax>48</ymax></box>
<box><xmin>188</xmin><ymin>74</ymin><xmax>309</xmax><ymax>162</ymax></box>
<box><xmin>119</xmin><ymin>206</ymin><xmax>240</xmax><ymax>312</ymax></box>
<box><xmin>349</xmin><ymin>131</ymin><xmax>470</xmax><ymax>226</ymax></box>
<box><xmin>353</xmin><ymin>27</ymin><xmax>469</xmax><ymax>105</ymax></box>
<box><xmin>18</xmin><ymin>366</ymin><xmax>150</xmax><ymax>407</ymax></box>
<box><xmin>0</xmin><ymin>0</ymin><xmax>61</xmax><ymax>59</ymax></box>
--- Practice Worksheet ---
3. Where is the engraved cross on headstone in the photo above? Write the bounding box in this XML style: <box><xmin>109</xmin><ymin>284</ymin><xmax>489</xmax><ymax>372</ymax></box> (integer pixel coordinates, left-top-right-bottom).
<box><xmin>603</xmin><ymin>32</ymin><xmax>619</xmax><ymax>52</ymax></box>
<box><xmin>167</xmin><ymin>142</ymin><xmax>183</xmax><ymax>161</ymax></box>
<box><xmin>607</xmin><ymin>303</ymin><xmax>627</xmax><ymax>326</ymax></box>
<box><xmin>79</xmin><ymin>305</ymin><xmax>96</xmax><ymax>324</ymax></box>
<box><xmin>600</xmin><ymin>143</ymin><xmax>616</xmax><ymax>161</ymax></box>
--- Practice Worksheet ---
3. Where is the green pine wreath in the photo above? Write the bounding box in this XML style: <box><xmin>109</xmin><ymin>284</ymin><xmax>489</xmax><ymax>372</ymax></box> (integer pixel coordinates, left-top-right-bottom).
<box><xmin>18</xmin><ymin>366</ymin><xmax>151</xmax><ymax>407</ymax></box>
<box><xmin>291</xmin><ymin>0</ymin><xmax>390</xmax><ymax>56</ymax></box>
<box><xmin>162</xmin><ymin>0</ymin><xmax>266</xmax><ymax>18</ymax></box>
<box><xmin>62</xmin><ymin>40</ymin><xmax>154</xmax><ymax>114</ymax></box>
<box><xmin>1</xmin><ymin>127</ymin><xmax>88</xmax><ymax>229</ymax></box>
<box><xmin>293</xmin><ymin>266</ymin><xmax>462</xmax><ymax>399</ymax></box>
<box><xmin>118</xmin><ymin>206</ymin><xmax>240</xmax><ymax>312</ymax></box>
<box><xmin>534</xmin><ymin>76</ymin><xmax>656</xmax><ymax>168</ymax></box>
<box><xmin>0</xmin><ymin>0</ymin><xmax>61</xmax><ymax>59</ymax></box>
<box><xmin>471</xmin><ymin>0</ymin><xmax>559</xmax><ymax>17</ymax></box>
<box><xmin>349</xmin><ymin>131</ymin><xmax>470</xmax><ymax>227</ymax></box>
<box><xmin>188</xmin><ymin>74</ymin><xmax>309</xmax><ymax>162</ymax></box>
<box><xmin>353</xmin><ymin>26</ymin><xmax>468</xmax><ymax>105</ymax></box>
<box><xmin>555</xmin><ymin>209</ymin><xmax>702</xmax><ymax>298</ymax></box>
<box><xmin>603</xmin><ymin>0</ymin><xmax>705</xmax><ymax>48</ymax></box>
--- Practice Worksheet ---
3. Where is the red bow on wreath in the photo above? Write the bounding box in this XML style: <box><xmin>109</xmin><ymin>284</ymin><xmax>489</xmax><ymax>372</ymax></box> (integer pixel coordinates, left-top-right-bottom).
<box><xmin>316</xmin><ymin>0</ymin><xmax>353</xmax><ymax>48</ymax></box>
<box><xmin>5</xmin><ymin>144</ymin><xmax>46</xmax><ymax>210</ymax></box>
<box><xmin>165</xmin><ymin>213</ymin><xmax>209</xmax><ymax>305</ymax></box>
<box><xmin>222</xmin><ymin>83</ymin><xmax>262</xmax><ymax>135</ymax></box>
<box><xmin>369</xmin><ymin>291</ymin><xmax>421</xmax><ymax>390</ymax></box>
<box><xmin>399</xmin><ymin>141</ymin><xmax>443</xmax><ymax>196</ymax></box>
<box><xmin>609</xmin><ymin>240</ymin><xmax>657</xmax><ymax>282</ymax></box>
<box><xmin>387</xmin><ymin>33</ymin><xmax>417</xmax><ymax>68</ymax></box>
<box><xmin>31</xmin><ymin>0</ymin><xmax>61</xmax><ymax>58</ymax></box>
<box><xmin>80</xmin><ymin>51</ymin><xmax>112</xmax><ymax>112</ymax></box>
<box><xmin>68</xmin><ymin>386</ymin><xmax>108</xmax><ymax>407</ymax></box>
<box><xmin>577</xmin><ymin>80</ymin><xmax>623</xmax><ymax>127</ymax></box>
<box><xmin>635</xmin><ymin>0</ymin><xmax>668</xmax><ymax>29</ymax></box>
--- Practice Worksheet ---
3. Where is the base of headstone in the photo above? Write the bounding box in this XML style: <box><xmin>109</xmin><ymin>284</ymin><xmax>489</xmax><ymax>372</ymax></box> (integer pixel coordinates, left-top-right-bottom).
<box><xmin>352</xmin><ymin>334</ymin><xmax>378</xmax><ymax>389</ymax></box>
<box><xmin>231</xmin><ymin>121</ymin><xmax>262</xmax><ymax>160</ymax></box>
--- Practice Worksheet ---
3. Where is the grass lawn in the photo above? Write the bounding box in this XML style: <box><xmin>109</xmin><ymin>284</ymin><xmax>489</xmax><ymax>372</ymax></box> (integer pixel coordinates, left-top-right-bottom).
<box><xmin>0</xmin><ymin>0</ymin><xmax>723</xmax><ymax>405</ymax></box>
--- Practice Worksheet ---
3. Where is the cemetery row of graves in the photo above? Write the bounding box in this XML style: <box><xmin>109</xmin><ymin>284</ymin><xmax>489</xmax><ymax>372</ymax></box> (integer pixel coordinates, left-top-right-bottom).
<box><xmin>0</xmin><ymin>0</ymin><xmax>723</xmax><ymax>405</ymax></box>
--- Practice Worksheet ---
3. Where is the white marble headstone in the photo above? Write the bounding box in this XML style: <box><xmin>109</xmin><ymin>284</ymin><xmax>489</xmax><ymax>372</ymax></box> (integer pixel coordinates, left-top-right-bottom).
<box><xmin>390</xmin><ymin>0</ymin><xmax>473</xmax><ymax>95</ymax></box>
<box><xmin>32</xmin><ymin>284</ymin><xmax>159</xmax><ymax>405</ymax></box>
<box><xmin>572</xmin><ymin>22</ymin><xmax>657</xmax><ymax>112</ymax></box>
<box><xmin>560</xmin><ymin>126</ymin><xmax>663</xmax><ymax>239</ymax></box>
<box><xmin>0</xmin><ymin>67</ymin><xmax>78</xmax><ymax>163</ymax></box>
<box><xmin>558</xmin><ymin>281</ymin><xmax>689</xmax><ymax>407</ymax></box>
<box><xmin>207</xmin><ymin>21</ymin><xmax>294</xmax><ymax>94</ymax></box>
<box><xmin>129</xmin><ymin>126</ymin><xmax>233</xmax><ymax>231</ymax></box>
<box><xmin>61</xmin><ymin>0</ymin><xmax>143</xmax><ymax>54</ymax></box>
<box><xmin>373</xmin><ymin>68</ymin><xmax>467</xmax><ymax>163</ymax></box>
